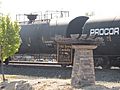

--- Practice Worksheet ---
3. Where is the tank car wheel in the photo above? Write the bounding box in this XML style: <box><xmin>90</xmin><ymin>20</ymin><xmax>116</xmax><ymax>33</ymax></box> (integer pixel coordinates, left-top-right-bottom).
<box><xmin>101</xmin><ymin>56</ymin><xmax>111</xmax><ymax>69</ymax></box>
<box><xmin>102</xmin><ymin>64</ymin><xmax>111</xmax><ymax>69</ymax></box>
<box><xmin>4</xmin><ymin>57</ymin><xmax>11</xmax><ymax>65</ymax></box>
<box><xmin>61</xmin><ymin>64</ymin><xmax>67</xmax><ymax>68</ymax></box>
<box><xmin>4</xmin><ymin>59</ymin><xmax>9</xmax><ymax>65</ymax></box>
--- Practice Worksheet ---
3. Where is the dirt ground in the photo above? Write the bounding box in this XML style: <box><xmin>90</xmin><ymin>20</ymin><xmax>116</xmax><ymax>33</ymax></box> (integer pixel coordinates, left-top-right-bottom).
<box><xmin>31</xmin><ymin>79</ymin><xmax>120</xmax><ymax>90</ymax></box>
<box><xmin>0</xmin><ymin>76</ymin><xmax>120</xmax><ymax>90</ymax></box>
<box><xmin>31</xmin><ymin>79</ymin><xmax>72</xmax><ymax>90</ymax></box>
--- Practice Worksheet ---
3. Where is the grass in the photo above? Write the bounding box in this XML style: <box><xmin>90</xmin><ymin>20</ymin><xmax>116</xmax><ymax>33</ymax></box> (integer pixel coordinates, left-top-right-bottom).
<box><xmin>0</xmin><ymin>75</ymin><xmax>17</xmax><ymax>79</ymax></box>
<box><xmin>0</xmin><ymin>75</ymin><xmax>17</xmax><ymax>82</ymax></box>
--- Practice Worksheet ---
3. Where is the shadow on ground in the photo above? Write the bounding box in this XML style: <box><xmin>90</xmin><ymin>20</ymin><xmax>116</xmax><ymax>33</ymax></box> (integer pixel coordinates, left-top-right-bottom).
<box><xmin>0</xmin><ymin>65</ymin><xmax>120</xmax><ymax>82</ymax></box>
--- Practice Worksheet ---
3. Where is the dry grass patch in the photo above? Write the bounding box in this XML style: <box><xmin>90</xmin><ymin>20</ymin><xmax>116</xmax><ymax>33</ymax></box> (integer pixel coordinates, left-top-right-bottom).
<box><xmin>96</xmin><ymin>81</ymin><xmax>120</xmax><ymax>88</ymax></box>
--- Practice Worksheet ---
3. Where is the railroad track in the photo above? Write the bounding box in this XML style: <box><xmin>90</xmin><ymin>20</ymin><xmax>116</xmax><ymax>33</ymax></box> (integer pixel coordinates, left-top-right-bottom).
<box><xmin>9</xmin><ymin>60</ymin><xmax>72</xmax><ymax>68</ymax></box>
<box><xmin>9</xmin><ymin>61</ymin><xmax>63</xmax><ymax>65</ymax></box>
<box><xmin>1</xmin><ymin>63</ymin><xmax>120</xmax><ymax>81</ymax></box>
<box><xmin>1</xmin><ymin>63</ymin><xmax>72</xmax><ymax>79</ymax></box>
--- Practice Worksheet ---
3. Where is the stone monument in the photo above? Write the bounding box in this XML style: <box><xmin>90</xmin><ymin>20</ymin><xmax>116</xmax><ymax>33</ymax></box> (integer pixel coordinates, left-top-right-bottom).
<box><xmin>55</xmin><ymin>37</ymin><xmax>101</xmax><ymax>89</ymax></box>
<box><xmin>71</xmin><ymin>45</ymin><xmax>97</xmax><ymax>88</ymax></box>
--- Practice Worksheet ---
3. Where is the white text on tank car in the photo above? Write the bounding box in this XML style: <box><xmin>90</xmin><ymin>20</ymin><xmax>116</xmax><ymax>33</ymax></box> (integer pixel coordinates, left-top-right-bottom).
<box><xmin>90</xmin><ymin>27</ymin><xmax>119</xmax><ymax>36</ymax></box>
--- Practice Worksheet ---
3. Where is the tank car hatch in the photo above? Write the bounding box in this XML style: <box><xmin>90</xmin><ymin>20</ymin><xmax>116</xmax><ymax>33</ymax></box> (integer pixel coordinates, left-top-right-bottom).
<box><xmin>25</xmin><ymin>14</ymin><xmax>38</xmax><ymax>23</ymax></box>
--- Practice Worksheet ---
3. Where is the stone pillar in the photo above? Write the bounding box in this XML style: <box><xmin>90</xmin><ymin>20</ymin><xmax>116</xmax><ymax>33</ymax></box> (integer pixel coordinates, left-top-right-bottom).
<box><xmin>71</xmin><ymin>45</ymin><xmax>97</xmax><ymax>88</ymax></box>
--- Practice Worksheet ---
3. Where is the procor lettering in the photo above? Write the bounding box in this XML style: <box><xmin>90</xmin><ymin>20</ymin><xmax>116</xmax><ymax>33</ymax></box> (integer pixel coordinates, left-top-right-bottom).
<box><xmin>90</xmin><ymin>27</ymin><xmax>119</xmax><ymax>36</ymax></box>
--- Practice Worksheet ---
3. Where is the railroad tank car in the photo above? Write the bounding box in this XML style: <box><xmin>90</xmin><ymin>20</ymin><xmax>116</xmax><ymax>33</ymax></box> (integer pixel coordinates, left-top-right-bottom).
<box><xmin>6</xmin><ymin>12</ymin><xmax>120</xmax><ymax>68</ymax></box>
<box><xmin>12</xmin><ymin>13</ymin><xmax>88</xmax><ymax>66</ymax></box>
<box><xmin>82</xmin><ymin>16</ymin><xmax>120</xmax><ymax>68</ymax></box>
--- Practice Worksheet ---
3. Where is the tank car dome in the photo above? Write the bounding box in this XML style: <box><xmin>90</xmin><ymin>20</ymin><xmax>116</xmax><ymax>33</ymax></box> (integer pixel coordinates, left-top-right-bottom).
<box><xmin>66</xmin><ymin>16</ymin><xmax>89</xmax><ymax>39</ymax></box>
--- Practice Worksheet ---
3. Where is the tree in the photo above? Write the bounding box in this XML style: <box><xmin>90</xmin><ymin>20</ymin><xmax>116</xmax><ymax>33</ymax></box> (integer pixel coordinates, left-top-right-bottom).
<box><xmin>0</xmin><ymin>15</ymin><xmax>21</xmax><ymax>81</ymax></box>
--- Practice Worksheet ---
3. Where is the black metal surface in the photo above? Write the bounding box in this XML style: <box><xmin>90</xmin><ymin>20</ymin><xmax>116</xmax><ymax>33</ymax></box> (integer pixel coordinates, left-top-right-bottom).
<box><xmin>83</xmin><ymin>16</ymin><xmax>120</xmax><ymax>56</ymax></box>
<box><xmin>66</xmin><ymin>16</ymin><xmax>89</xmax><ymax>38</ymax></box>
<box><xmin>19</xmin><ymin>16</ymin><xmax>88</xmax><ymax>54</ymax></box>
<box><xmin>19</xmin><ymin>23</ymin><xmax>67</xmax><ymax>54</ymax></box>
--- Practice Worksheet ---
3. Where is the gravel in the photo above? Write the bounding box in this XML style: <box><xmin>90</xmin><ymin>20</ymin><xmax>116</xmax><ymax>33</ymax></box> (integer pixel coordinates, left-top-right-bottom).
<box><xmin>1</xmin><ymin>64</ymin><xmax>72</xmax><ymax>79</ymax></box>
<box><xmin>0</xmin><ymin>64</ymin><xmax>120</xmax><ymax>90</ymax></box>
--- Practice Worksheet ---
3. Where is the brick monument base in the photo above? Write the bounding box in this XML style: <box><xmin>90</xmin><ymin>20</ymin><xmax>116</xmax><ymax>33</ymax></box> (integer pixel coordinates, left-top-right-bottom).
<box><xmin>71</xmin><ymin>45</ymin><xmax>97</xmax><ymax>88</ymax></box>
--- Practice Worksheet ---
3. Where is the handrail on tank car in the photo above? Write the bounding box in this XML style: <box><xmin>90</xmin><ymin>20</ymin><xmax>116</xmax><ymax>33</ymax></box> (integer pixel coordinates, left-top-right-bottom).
<box><xmin>16</xmin><ymin>11</ymin><xmax>69</xmax><ymax>24</ymax></box>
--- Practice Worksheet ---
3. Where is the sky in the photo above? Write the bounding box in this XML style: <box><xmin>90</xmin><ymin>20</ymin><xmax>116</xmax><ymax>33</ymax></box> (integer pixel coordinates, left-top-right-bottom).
<box><xmin>1</xmin><ymin>0</ymin><xmax>120</xmax><ymax>21</ymax></box>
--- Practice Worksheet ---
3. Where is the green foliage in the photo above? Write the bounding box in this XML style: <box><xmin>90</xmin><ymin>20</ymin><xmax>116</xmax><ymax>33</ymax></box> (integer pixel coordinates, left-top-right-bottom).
<box><xmin>0</xmin><ymin>16</ymin><xmax>21</xmax><ymax>61</ymax></box>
